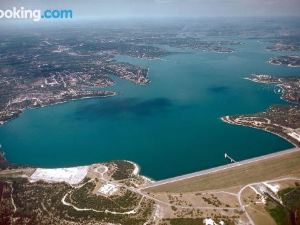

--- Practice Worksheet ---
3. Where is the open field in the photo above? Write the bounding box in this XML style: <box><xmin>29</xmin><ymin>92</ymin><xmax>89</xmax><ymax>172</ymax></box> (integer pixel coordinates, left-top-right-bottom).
<box><xmin>143</xmin><ymin>148</ymin><xmax>300</xmax><ymax>193</ymax></box>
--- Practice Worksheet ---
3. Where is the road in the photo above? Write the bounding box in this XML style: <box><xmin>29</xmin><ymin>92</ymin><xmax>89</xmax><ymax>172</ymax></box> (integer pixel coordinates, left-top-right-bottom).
<box><xmin>237</xmin><ymin>177</ymin><xmax>300</xmax><ymax>225</ymax></box>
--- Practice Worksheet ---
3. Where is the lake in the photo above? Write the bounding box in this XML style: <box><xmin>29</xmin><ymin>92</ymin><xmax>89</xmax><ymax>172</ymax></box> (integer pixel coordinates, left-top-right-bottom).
<box><xmin>0</xmin><ymin>38</ymin><xmax>299</xmax><ymax>180</ymax></box>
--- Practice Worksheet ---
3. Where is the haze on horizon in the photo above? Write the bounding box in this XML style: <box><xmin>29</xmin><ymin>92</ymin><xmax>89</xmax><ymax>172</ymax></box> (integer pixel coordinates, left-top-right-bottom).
<box><xmin>0</xmin><ymin>0</ymin><xmax>299</xmax><ymax>19</ymax></box>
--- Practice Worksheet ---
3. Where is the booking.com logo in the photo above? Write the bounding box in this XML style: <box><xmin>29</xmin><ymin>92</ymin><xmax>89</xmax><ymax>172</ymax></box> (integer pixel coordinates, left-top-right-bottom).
<box><xmin>0</xmin><ymin>7</ymin><xmax>73</xmax><ymax>22</ymax></box>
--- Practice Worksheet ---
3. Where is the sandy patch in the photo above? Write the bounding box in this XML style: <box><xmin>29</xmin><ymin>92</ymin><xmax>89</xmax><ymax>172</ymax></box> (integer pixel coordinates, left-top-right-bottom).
<box><xmin>98</xmin><ymin>183</ymin><xmax>119</xmax><ymax>196</ymax></box>
<box><xmin>203</xmin><ymin>218</ymin><xmax>224</xmax><ymax>225</ymax></box>
<box><xmin>288</xmin><ymin>131</ymin><xmax>300</xmax><ymax>142</ymax></box>
<box><xmin>30</xmin><ymin>166</ymin><xmax>89</xmax><ymax>185</ymax></box>
<box><xmin>263</xmin><ymin>182</ymin><xmax>280</xmax><ymax>194</ymax></box>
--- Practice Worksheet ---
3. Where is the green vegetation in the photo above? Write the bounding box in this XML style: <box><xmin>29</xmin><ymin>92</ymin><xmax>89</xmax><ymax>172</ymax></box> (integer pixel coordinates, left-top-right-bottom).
<box><xmin>229</xmin><ymin>105</ymin><xmax>300</xmax><ymax>146</ymax></box>
<box><xmin>202</xmin><ymin>195</ymin><xmax>222</xmax><ymax>207</ymax></box>
<box><xmin>266</xmin><ymin>199</ymin><xmax>289</xmax><ymax>225</ymax></box>
<box><xmin>69</xmin><ymin>181</ymin><xmax>142</xmax><ymax>212</ymax></box>
<box><xmin>0</xmin><ymin>177</ymin><xmax>72</xmax><ymax>224</ymax></box>
<box><xmin>110</xmin><ymin>160</ymin><xmax>135</xmax><ymax>180</ymax></box>
<box><xmin>266</xmin><ymin>186</ymin><xmax>300</xmax><ymax>225</ymax></box>
<box><xmin>167</xmin><ymin>218</ymin><xmax>204</xmax><ymax>225</ymax></box>
<box><xmin>171</xmin><ymin>206</ymin><xmax>178</xmax><ymax>211</ymax></box>
<box><xmin>0</xmin><ymin>175</ymin><xmax>154</xmax><ymax>225</ymax></box>
<box><xmin>279</xmin><ymin>187</ymin><xmax>300</xmax><ymax>210</ymax></box>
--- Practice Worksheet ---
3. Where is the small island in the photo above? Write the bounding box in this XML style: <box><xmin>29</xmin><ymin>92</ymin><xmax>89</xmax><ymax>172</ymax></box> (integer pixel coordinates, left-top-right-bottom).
<box><xmin>268</xmin><ymin>55</ymin><xmax>300</xmax><ymax>67</ymax></box>
<box><xmin>266</xmin><ymin>42</ymin><xmax>299</xmax><ymax>52</ymax></box>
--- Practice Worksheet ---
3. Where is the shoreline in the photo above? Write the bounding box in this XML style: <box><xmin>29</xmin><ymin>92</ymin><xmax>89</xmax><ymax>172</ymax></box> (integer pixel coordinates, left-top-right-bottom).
<box><xmin>1</xmin><ymin>101</ymin><xmax>297</xmax><ymax>183</ymax></box>
<box><xmin>8</xmin><ymin>146</ymin><xmax>299</xmax><ymax>188</ymax></box>
<box><xmin>0</xmin><ymin>91</ymin><xmax>117</xmax><ymax>127</ymax></box>
<box><xmin>220</xmin><ymin>116</ymin><xmax>298</xmax><ymax>147</ymax></box>
<box><xmin>124</xmin><ymin>160</ymin><xmax>154</xmax><ymax>183</ymax></box>
<box><xmin>268</xmin><ymin>60</ymin><xmax>300</xmax><ymax>68</ymax></box>
<box><xmin>237</xmin><ymin>75</ymin><xmax>300</xmax><ymax>145</ymax></box>
<box><xmin>2</xmin><ymin>114</ymin><xmax>297</xmax><ymax>183</ymax></box>
<box><xmin>142</xmin><ymin>147</ymin><xmax>300</xmax><ymax>189</ymax></box>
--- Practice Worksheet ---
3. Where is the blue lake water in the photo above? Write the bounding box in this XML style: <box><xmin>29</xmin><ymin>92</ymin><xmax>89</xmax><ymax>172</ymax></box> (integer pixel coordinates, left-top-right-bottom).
<box><xmin>0</xmin><ymin>39</ymin><xmax>299</xmax><ymax>180</ymax></box>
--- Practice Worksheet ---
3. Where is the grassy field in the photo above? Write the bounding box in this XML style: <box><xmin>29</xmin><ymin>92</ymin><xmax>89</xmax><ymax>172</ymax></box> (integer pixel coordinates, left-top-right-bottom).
<box><xmin>144</xmin><ymin>150</ymin><xmax>300</xmax><ymax>193</ymax></box>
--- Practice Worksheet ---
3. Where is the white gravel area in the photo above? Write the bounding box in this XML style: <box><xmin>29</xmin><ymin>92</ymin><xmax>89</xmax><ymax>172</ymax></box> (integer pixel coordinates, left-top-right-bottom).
<box><xmin>30</xmin><ymin>166</ymin><xmax>89</xmax><ymax>185</ymax></box>
<box><xmin>98</xmin><ymin>183</ymin><xmax>119</xmax><ymax>196</ymax></box>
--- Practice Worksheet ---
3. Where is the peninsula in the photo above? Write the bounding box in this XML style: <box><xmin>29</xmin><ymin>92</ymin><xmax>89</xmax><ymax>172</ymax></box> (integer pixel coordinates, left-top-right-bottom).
<box><xmin>222</xmin><ymin>74</ymin><xmax>300</xmax><ymax>146</ymax></box>
<box><xmin>0</xmin><ymin>35</ymin><xmax>155</xmax><ymax>125</ymax></box>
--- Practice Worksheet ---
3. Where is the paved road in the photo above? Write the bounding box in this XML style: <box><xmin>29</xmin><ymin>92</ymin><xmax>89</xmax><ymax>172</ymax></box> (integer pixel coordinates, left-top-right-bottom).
<box><xmin>142</xmin><ymin>147</ymin><xmax>299</xmax><ymax>189</ymax></box>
